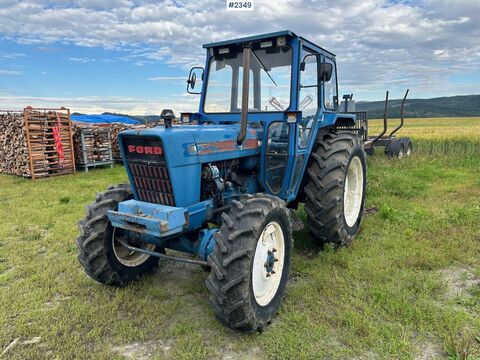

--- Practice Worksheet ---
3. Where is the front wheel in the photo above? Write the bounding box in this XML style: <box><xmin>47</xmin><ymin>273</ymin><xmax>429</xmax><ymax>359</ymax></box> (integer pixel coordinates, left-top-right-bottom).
<box><xmin>76</xmin><ymin>184</ymin><xmax>161</xmax><ymax>286</ymax></box>
<box><xmin>206</xmin><ymin>194</ymin><xmax>292</xmax><ymax>332</ymax></box>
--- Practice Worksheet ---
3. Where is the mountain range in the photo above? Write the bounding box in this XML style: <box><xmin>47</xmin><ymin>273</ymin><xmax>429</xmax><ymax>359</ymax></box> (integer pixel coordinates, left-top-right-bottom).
<box><xmin>355</xmin><ymin>94</ymin><xmax>480</xmax><ymax>118</ymax></box>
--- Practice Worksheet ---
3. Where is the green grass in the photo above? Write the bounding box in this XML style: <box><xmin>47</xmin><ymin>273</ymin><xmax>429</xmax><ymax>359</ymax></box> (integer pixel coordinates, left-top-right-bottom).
<box><xmin>1</xmin><ymin>128</ymin><xmax>480</xmax><ymax>359</ymax></box>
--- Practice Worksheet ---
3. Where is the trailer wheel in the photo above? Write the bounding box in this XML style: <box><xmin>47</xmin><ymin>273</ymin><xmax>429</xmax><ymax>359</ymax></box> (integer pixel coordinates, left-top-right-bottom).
<box><xmin>206</xmin><ymin>194</ymin><xmax>292</xmax><ymax>332</ymax></box>
<box><xmin>397</xmin><ymin>142</ymin><xmax>405</xmax><ymax>159</ymax></box>
<box><xmin>76</xmin><ymin>184</ymin><xmax>161</xmax><ymax>286</ymax></box>
<box><xmin>305</xmin><ymin>131</ymin><xmax>367</xmax><ymax>246</ymax></box>
<box><xmin>400</xmin><ymin>137</ymin><xmax>413</xmax><ymax>157</ymax></box>
<box><xmin>385</xmin><ymin>138</ymin><xmax>404</xmax><ymax>158</ymax></box>
<box><xmin>365</xmin><ymin>146</ymin><xmax>375</xmax><ymax>156</ymax></box>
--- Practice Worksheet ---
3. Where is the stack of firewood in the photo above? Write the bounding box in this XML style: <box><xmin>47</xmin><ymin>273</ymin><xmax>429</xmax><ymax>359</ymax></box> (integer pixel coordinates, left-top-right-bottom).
<box><xmin>0</xmin><ymin>108</ymin><xmax>75</xmax><ymax>179</ymax></box>
<box><xmin>109</xmin><ymin>123</ymin><xmax>147</xmax><ymax>160</ymax></box>
<box><xmin>73</xmin><ymin>125</ymin><xmax>112</xmax><ymax>165</ymax></box>
<box><xmin>108</xmin><ymin>122</ymin><xmax>174</xmax><ymax>160</ymax></box>
<box><xmin>73</xmin><ymin>121</ymin><xmax>167</xmax><ymax>162</ymax></box>
<box><xmin>0</xmin><ymin>111</ymin><xmax>31</xmax><ymax>177</ymax></box>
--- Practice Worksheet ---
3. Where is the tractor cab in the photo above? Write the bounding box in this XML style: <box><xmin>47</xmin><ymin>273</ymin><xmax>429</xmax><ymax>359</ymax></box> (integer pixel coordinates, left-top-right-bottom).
<box><xmin>182</xmin><ymin>30</ymin><xmax>354</xmax><ymax>201</ymax></box>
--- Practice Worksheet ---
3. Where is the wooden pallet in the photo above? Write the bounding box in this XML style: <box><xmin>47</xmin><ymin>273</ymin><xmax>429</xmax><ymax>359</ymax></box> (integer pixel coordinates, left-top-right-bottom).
<box><xmin>0</xmin><ymin>107</ymin><xmax>76</xmax><ymax>179</ymax></box>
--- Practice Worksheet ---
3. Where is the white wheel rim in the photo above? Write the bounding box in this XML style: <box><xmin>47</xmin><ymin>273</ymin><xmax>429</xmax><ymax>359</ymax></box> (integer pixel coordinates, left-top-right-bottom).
<box><xmin>343</xmin><ymin>156</ymin><xmax>364</xmax><ymax>228</ymax></box>
<box><xmin>252</xmin><ymin>221</ymin><xmax>285</xmax><ymax>306</ymax></box>
<box><xmin>112</xmin><ymin>227</ymin><xmax>155</xmax><ymax>267</ymax></box>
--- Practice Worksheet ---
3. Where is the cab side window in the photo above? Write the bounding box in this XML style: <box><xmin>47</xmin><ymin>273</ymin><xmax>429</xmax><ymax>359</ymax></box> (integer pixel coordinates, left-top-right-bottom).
<box><xmin>324</xmin><ymin>59</ymin><xmax>338</xmax><ymax>110</ymax></box>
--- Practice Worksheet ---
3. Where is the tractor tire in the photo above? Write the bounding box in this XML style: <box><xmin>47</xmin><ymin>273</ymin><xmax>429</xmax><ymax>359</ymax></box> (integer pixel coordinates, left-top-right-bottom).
<box><xmin>399</xmin><ymin>137</ymin><xmax>413</xmax><ymax>157</ymax></box>
<box><xmin>206</xmin><ymin>194</ymin><xmax>293</xmax><ymax>332</ymax></box>
<box><xmin>385</xmin><ymin>138</ymin><xmax>404</xmax><ymax>158</ymax></box>
<box><xmin>76</xmin><ymin>184</ymin><xmax>160</xmax><ymax>286</ymax></box>
<box><xmin>304</xmin><ymin>131</ymin><xmax>367</xmax><ymax>246</ymax></box>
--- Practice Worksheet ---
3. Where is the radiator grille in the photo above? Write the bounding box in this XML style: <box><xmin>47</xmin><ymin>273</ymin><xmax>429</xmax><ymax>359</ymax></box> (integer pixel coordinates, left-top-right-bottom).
<box><xmin>128</xmin><ymin>161</ymin><xmax>175</xmax><ymax>206</ymax></box>
<box><xmin>123</xmin><ymin>136</ymin><xmax>175</xmax><ymax>206</ymax></box>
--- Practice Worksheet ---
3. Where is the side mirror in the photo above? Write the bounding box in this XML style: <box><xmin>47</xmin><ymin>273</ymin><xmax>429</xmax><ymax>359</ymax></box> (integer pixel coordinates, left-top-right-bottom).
<box><xmin>187</xmin><ymin>67</ymin><xmax>204</xmax><ymax>94</ymax></box>
<box><xmin>300</xmin><ymin>53</ymin><xmax>317</xmax><ymax>71</ymax></box>
<box><xmin>319</xmin><ymin>62</ymin><xmax>333</xmax><ymax>82</ymax></box>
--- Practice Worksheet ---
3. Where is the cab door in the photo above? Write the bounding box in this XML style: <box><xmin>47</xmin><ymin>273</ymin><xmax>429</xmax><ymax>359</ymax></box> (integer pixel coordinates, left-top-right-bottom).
<box><xmin>264</xmin><ymin>121</ymin><xmax>291</xmax><ymax>195</ymax></box>
<box><xmin>286</xmin><ymin>47</ymin><xmax>321</xmax><ymax>198</ymax></box>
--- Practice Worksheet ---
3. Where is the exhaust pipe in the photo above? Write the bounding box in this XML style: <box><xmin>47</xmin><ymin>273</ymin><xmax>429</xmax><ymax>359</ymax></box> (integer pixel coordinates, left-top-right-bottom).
<box><xmin>237</xmin><ymin>45</ymin><xmax>250</xmax><ymax>145</ymax></box>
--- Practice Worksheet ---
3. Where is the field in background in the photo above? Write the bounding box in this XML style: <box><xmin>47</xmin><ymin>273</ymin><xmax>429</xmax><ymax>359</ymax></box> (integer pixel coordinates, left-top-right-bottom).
<box><xmin>1</xmin><ymin>117</ymin><xmax>479</xmax><ymax>359</ymax></box>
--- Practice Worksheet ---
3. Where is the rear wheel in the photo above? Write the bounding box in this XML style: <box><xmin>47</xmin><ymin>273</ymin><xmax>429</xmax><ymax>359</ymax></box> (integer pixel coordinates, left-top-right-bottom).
<box><xmin>305</xmin><ymin>131</ymin><xmax>367</xmax><ymax>246</ymax></box>
<box><xmin>206</xmin><ymin>194</ymin><xmax>292</xmax><ymax>332</ymax></box>
<box><xmin>400</xmin><ymin>137</ymin><xmax>413</xmax><ymax>157</ymax></box>
<box><xmin>76</xmin><ymin>184</ymin><xmax>161</xmax><ymax>286</ymax></box>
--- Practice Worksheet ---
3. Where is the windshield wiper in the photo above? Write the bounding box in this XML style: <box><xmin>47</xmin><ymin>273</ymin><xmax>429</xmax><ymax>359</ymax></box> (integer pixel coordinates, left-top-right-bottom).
<box><xmin>251</xmin><ymin>49</ymin><xmax>278</xmax><ymax>87</ymax></box>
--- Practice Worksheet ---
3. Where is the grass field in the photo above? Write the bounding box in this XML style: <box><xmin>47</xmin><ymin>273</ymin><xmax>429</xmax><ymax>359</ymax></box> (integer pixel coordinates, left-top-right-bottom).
<box><xmin>1</xmin><ymin>117</ymin><xmax>479</xmax><ymax>359</ymax></box>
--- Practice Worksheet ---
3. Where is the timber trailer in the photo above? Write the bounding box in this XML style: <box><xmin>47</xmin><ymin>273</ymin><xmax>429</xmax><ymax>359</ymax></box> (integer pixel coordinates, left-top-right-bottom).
<box><xmin>76</xmin><ymin>31</ymin><xmax>408</xmax><ymax>332</ymax></box>
<box><xmin>345</xmin><ymin>90</ymin><xmax>413</xmax><ymax>158</ymax></box>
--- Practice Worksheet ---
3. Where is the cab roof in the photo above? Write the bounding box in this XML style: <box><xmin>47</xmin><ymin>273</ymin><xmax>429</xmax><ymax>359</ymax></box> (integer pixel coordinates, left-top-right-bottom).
<box><xmin>202</xmin><ymin>30</ymin><xmax>335</xmax><ymax>57</ymax></box>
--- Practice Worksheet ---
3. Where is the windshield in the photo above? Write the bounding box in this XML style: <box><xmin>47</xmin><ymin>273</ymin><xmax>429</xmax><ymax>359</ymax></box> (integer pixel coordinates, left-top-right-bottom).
<box><xmin>204</xmin><ymin>45</ymin><xmax>292</xmax><ymax>113</ymax></box>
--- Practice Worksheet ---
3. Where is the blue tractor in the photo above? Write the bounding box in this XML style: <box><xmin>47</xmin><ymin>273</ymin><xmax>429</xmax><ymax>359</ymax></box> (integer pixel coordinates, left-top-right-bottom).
<box><xmin>76</xmin><ymin>31</ymin><xmax>367</xmax><ymax>332</ymax></box>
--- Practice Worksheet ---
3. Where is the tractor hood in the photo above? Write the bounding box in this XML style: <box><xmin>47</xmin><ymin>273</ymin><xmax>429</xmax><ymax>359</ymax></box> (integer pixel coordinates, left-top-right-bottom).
<box><xmin>118</xmin><ymin>124</ymin><xmax>262</xmax><ymax>207</ymax></box>
<box><xmin>118</xmin><ymin>124</ymin><xmax>262</xmax><ymax>168</ymax></box>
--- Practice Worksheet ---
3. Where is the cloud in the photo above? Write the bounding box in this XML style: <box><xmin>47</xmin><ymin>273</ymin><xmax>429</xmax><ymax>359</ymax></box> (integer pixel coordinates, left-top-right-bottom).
<box><xmin>0</xmin><ymin>0</ymin><xmax>479</xmax><ymax>101</ymax></box>
<box><xmin>68</xmin><ymin>57</ymin><xmax>96</xmax><ymax>63</ymax></box>
<box><xmin>0</xmin><ymin>69</ymin><xmax>22</xmax><ymax>75</ymax></box>
<box><xmin>0</xmin><ymin>52</ymin><xmax>25</xmax><ymax>59</ymax></box>
<box><xmin>0</xmin><ymin>93</ymin><xmax>199</xmax><ymax>115</ymax></box>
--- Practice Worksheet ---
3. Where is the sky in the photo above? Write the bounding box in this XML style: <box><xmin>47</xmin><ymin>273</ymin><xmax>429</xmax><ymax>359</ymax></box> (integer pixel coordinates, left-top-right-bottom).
<box><xmin>0</xmin><ymin>0</ymin><xmax>479</xmax><ymax>115</ymax></box>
